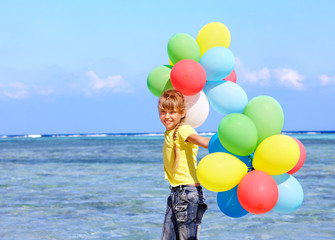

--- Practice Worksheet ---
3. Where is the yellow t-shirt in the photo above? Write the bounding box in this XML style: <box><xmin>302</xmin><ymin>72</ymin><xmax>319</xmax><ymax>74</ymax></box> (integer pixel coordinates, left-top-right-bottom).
<box><xmin>163</xmin><ymin>124</ymin><xmax>199</xmax><ymax>187</ymax></box>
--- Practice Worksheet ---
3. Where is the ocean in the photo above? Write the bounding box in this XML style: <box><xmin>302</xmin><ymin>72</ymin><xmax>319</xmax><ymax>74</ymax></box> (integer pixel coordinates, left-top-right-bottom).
<box><xmin>0</xmin><ymin>132</ymin><xmax>334</xmax><ymax>239</ymax></box>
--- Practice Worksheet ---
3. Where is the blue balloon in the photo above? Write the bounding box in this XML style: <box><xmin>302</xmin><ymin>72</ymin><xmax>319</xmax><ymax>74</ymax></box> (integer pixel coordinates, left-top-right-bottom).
<box><xmin>209</xmin><ymin>133</ymin><xmax>253</xmax><ymax>168</ymax></box>
<box><xmin>217</xmin><ymin>186</ymin><xmax>248</xmax><ymax>218</ymax></box>
<box><xmin>272</xmin><ymin>174</ymin><xmax>304</xmax><ymax>213</ymax></box>
<box><xmin>200</xmin><ymin>47</ymin><xmax>235</xmax><ymax>81</ymax></box>
<box><xmin>203</xmin><ymin>81</ymin><xmax>248</xmax><ymax>116</ymax></box>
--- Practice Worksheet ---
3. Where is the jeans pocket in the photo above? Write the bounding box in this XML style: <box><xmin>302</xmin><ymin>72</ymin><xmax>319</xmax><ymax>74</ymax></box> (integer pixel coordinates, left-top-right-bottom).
<box><xmin>174</xmin><ymin>203</ymin><xmax>188</xmax><ymax>223</ymax></box>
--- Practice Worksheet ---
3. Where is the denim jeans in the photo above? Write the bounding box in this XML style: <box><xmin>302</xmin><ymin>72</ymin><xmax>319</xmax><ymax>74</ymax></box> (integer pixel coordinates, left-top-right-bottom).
<box><xmin>161</xmin><ymin>185</ymin><xmax>208</xmax><ymax>240</ymax></box>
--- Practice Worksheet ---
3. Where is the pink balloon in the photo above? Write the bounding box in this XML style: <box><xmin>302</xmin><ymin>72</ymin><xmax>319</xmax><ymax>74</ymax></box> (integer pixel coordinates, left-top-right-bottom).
<box><xmin>170</xmin><ymin>59</ymin><xmax>206</xmax><ymax>96</ymax></box>
<box><xmin>223</xmin><ymin>69</ymin><xmax>236</xmax><ymax>83</ymax></box>
<box><xmin>237</xmin><ymin>170</ymin><xmax>278</xmax><ymax>214</ymax></box>
<box><xmin>287</xmin><ymin>137</ymin><xmax>306</xmax><ymax>174</ymax></box>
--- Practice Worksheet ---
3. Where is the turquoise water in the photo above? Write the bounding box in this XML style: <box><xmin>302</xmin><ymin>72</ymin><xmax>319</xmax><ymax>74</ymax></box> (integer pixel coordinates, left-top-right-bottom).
<box><xmin>0</xmin><ymin>132</ymin><xmax>334</xmax><ymax>239</ymax></box>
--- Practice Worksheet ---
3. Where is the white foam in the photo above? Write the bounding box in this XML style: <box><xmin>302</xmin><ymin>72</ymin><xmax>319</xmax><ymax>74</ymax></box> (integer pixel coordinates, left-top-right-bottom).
<box><xmin>86</xmin><ymin>134</ymin><xmax>108</xmax><ymax>137</ymax></box>
<box><xmin>26</xmin><ymin>134</ymin><xmax>42</xmax><ymax>138</ymax></box>
<box><xmin>135</xmin><ymin>133</ymin><xmax>164</xmax><ymax>136</ymax></box>
<box><xmin>199</xmin><ymin>132</ymin><xmax>215</xmax><ymax>136</ymax></box>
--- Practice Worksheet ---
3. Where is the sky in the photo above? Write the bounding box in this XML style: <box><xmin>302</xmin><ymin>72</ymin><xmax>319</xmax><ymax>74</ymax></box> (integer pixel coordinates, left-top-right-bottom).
<box><xmin>0</xmin><ymin>0</ymin><xmax>334</xmax><ymax>135</ymax></box>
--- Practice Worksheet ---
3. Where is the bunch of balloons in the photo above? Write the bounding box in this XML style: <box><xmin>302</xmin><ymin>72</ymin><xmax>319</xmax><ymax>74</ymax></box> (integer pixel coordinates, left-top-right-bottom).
<box><xmin>147</xmin><ymin>22</ymin><xmax>306</xmax><ymax>218</ymax></box>
<box><xmin>147</xmin><ymin>22</ymin><xmax>239</xmax><ymax>128</ymax></box>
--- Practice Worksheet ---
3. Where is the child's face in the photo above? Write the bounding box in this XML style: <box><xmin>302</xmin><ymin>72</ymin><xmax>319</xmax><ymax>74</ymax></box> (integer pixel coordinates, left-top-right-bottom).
<box><xmin>159</xmin><ymin>108</ymin><xmax>185</xmax><ymax>131</ymax></box>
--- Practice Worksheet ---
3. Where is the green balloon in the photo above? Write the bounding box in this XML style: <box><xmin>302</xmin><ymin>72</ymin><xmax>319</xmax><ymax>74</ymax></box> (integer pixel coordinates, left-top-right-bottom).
<box><xmin>243</xmin><ymin>96</ymin><xmax>284</xmax><ymax>146</ymax></box>
<box><xmin>218</xmin><ymin>113</ymin><xmax>258</xmax><ymax>156</ymax></box>
<box><xmin>147</xmin><ymin>65</ymin><xmax>173</xmax><ymax>97</ymax></box>
<box><xmin>167</xmin><ymin>33</ymin><xmax>201</xmax><ymax>64</ymax></box>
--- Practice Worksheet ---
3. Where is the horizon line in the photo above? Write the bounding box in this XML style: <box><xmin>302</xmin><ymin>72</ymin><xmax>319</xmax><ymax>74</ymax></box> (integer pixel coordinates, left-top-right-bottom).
<box><xmin>1</xmin><ymin>130</ymin><xmax>335</xmax><ymax>139</ymax></box>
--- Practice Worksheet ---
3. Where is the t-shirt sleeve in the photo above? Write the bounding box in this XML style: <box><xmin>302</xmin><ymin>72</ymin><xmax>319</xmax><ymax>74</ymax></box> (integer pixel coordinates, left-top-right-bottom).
<box><xmin>178</xmin><ymin>125</ymin><xmax>197</xmax><ymax>142</ymax></box>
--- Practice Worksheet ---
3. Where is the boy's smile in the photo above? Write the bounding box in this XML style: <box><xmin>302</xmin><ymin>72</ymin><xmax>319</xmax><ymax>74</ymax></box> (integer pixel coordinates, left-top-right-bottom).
<box><xmin>159</xmin><ymin>108</ymin><xmax>185</xmax><ymax>131</ymax></box>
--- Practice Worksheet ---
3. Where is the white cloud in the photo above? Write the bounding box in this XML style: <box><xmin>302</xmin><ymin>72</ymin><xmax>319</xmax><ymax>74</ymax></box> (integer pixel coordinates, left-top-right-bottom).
<box><xmin>234</xmin><ymin>56</ymin><xmax>242</xmax><ymax>68</ymax></box>
<box><xmin>319</xmin><ymin>74</ymin><xmax>335</xmax><ymax>85</ymax></box>
<box><xmin>235</xmin><ymin>57</ymin><xmax>306</xmax><ymax>90</ymax></box>
<box><xmin>244</xmin><ymin>67</ymin><xmax>271</xmax><ymax>85</ymax></box>
<box><xmin>275</xmin><ymin>68</ymin><xmax>305</xmax><ymax>90</ymax></box>
<box><xmin>0</xmin><ymin>65</ymin><xmax>133</xmax><ymax>101</ymax></box>
<box><xmin>0</xmin><ymin>82</ymin><xmax>29</xmax><ymax>99</ymax></box>
<box><xmin>0</xmin><ymin>81</ymin><xmax>57</xmax><ymax>99</ymax></box>
<box><xmin>3</xmin><ymin>89</ymin><xmax>29</xmax><ymax>99</ymax></box>
<box><xmin>36</xmin><ymin>89</ymin><xmax>55</xmax><ymax>96</ymax></box>
<box><xmin>7</xmin><ymin>82</ymin><xmax>26</xmax><ymax>88</ymax></box>
<box><xmin>85</xmin><ymin>70</ymin><xmax>130</xmax><ymax>94</ymax></box>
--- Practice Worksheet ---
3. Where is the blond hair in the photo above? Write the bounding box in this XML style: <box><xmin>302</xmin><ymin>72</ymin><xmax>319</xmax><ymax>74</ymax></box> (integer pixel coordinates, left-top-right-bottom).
<box><xmin>158</xmin><ymin>89</ymin><xmax>186</xmax><ymax>170</ymax></box>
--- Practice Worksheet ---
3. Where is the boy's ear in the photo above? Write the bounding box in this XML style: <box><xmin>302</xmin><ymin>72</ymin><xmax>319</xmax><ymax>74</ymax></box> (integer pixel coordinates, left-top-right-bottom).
<box><xmin>181</xmin><ymin>110</ymin><xmax>186</xmax><ymax>118</ymax></box>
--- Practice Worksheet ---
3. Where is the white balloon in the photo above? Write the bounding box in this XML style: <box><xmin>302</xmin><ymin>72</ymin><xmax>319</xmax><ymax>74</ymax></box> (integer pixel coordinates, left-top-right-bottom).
<box><xmin>184</xmin><ymin>91</ymin><xmax>209</xmax><ymax>128</ymax></box>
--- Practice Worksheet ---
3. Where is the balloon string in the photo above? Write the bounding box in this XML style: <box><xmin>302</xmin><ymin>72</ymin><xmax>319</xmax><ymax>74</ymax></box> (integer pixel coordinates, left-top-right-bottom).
<box><xmin>247</xmin><ymin>154</ymin><xmax>254</xmax><ymax>172</ymax></box>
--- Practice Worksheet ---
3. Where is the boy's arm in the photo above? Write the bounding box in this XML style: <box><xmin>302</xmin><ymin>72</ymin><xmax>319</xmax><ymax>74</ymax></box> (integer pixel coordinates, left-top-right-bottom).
<box><xmin>186</xmin><ymin>134</ymin><xmax>210</xmax><ymax>149</ymax></box>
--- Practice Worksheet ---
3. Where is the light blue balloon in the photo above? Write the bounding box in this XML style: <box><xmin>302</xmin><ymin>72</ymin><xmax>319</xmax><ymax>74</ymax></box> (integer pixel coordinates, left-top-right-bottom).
<box><xmin>272</xmin><ymin>174</ymin><xmax>304</xmax><ymax>213</ymax></box>
<box><xmin>209</xmin><ymin>133</ymin><xmax>253</xmax><ymax>168</ymax></box>
<box><xmin>217</xmin><ymin>186</ymin><xmax>248</xmax><ymax>218</ymax></box>
<box><xmin>200</xmin><ymin>46</ymin><xmax>235</xmax><ymax>81</ymax></box>
<box><xmin>203</xmin><ymin>81</ymin><xmax>248</xmax><ymax>115</ymax></box>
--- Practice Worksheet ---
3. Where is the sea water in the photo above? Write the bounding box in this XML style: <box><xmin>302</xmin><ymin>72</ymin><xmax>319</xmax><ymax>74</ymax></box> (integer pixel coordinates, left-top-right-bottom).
<box><xmin>0</xmin><ymin>132</ymin><xmax>334</xmax><ymax>240</ymax></box>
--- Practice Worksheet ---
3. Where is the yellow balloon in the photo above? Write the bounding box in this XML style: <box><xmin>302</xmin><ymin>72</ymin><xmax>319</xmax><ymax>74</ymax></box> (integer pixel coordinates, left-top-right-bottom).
<box><xmin>196</xmin><ymin>152</ymin><xmax>248</xmax><ymax>192</ymax></box>
<box><xmin>253</xmin><ymin>135</ymin><xmax>300</xmax><ymax>175</ymax></box>
<box><xmin>169</xmin><ymin>58</ymin><xmax>174</xmax><ymax>66</ymax></box>
<box><xmin>196</xmin><ymin>22</ymin><xmax>231</xmax><ymax>56</ymax></box>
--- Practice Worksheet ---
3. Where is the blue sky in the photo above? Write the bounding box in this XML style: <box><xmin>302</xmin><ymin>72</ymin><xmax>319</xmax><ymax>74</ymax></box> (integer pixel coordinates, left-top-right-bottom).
<box><xmin>0</xmin><ymin>0</ymin><xmax>334</xmax><ymax>135</ymax></box>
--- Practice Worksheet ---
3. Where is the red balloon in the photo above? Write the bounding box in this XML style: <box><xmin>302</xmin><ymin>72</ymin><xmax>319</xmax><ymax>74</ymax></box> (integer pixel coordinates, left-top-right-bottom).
<box><xmin>170</xmin><ymin>59</ymin><xmax>206</xmax><ymax>96</ymax></box>
<box><xmin>287</xmin><ymin>137</ymin><xmax>306</xmax><ymax>174</ymax></box>
<box><xmin>237</xmin><ymin>170</ymin><xmax>278</xmax><ymax>214</ymax></box>
<box><xmin>223</xmin><ymin>69</ymin><xmax>236</xmax><ymax>83</ymax></box>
